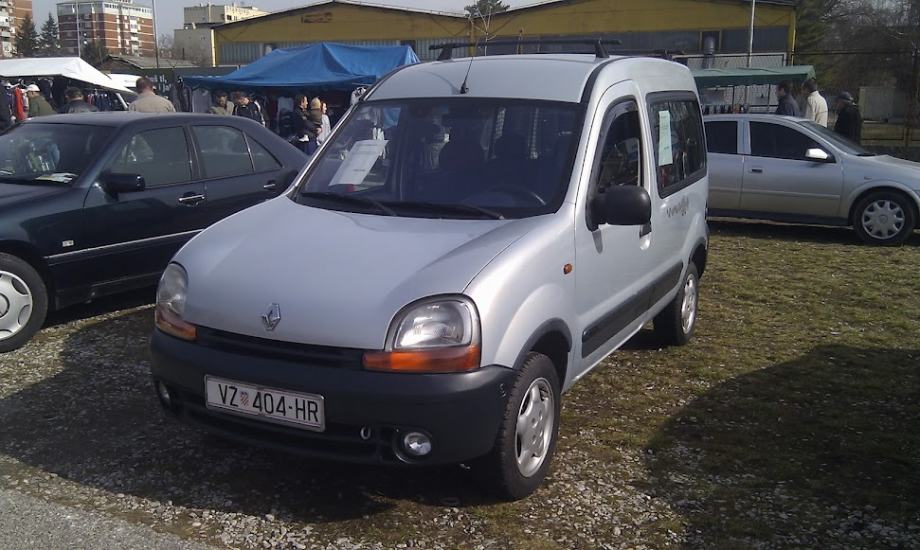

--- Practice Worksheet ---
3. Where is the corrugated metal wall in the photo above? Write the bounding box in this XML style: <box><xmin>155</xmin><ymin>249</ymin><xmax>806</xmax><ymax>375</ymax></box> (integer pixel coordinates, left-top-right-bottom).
<box><xmin>219</xmin><ymin>38</ymin><xmax>455</xmax><ymax>65</ymax></box>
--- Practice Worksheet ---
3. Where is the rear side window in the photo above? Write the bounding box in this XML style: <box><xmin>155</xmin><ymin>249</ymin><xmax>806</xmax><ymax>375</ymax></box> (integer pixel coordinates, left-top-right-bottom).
<box><xmin>705</xmin><ymin>120</ymin><xmax>738</xmax><ymax>154</ymax></box>
<box><xmin>749</xmin><ymin>122</ymin><xmax>821</xmax><ymax>161</ymax></box>
<box><xmin>108</xmin><ymin>127</ymin><xmax>191</xmax><ymax>187</ymax></box>
<box><xmin>248</xmin><ymin>137</ymin><xmax>282</xmax><ymax>172</ymax></box>
<box><xmin>649</xmin><ymin>97</ymin><xmax>706</xmax><ymax>196</ymax></box>
<box><xmin>192</xmin><ymin>126</ymin><xmax>254</xmax><ymax>179</ymax></box>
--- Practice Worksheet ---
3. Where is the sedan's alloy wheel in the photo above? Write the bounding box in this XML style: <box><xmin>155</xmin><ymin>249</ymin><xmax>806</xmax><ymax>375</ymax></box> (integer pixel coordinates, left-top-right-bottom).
<box><xmin>0</xmin><ymin>270</ymin><xmax>33</xmax><ymax>341</ymax></box>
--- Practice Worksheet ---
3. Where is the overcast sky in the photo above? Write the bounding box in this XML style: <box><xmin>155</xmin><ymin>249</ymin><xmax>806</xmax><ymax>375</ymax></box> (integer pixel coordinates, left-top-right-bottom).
<box><xmin>33</xmin><ymin>0</ymin><xmax>535</xmax><ymax>45</ymax></box>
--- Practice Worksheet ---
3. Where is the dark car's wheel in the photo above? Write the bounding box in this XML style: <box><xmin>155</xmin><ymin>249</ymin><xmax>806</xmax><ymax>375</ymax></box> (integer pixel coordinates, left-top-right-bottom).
<box><xmin>479</xmin><ymin>352</ymin><xmax>561</xmax><ymax>501</ymax></box>
<box><xmin>853</xmin><ymin>191</ymin><xmax>917</xmax><ymax>246</ymax></box>
<box><xmin>654</xmin><ymin>262</ymin><xmax>699</xmax><ymax>346</ymax></box>
<box><xmin>0</xmin><ymin>253</ymin><xmax>48</xmax><ymax>353</ymax></box>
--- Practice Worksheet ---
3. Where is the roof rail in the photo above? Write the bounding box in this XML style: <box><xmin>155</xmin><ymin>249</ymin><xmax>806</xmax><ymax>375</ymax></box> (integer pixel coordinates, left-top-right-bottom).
<box><xmin>429</xmin><ymin>38</ymin><xmax>623</xmax><ymax>61</ymax></box>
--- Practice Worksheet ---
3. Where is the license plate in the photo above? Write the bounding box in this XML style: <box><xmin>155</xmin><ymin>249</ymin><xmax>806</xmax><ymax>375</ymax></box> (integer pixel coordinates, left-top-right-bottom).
<box><xmin>205</xmin><ymin>376</ymin><xmax>325</xmax><ymax>432</ymax></box>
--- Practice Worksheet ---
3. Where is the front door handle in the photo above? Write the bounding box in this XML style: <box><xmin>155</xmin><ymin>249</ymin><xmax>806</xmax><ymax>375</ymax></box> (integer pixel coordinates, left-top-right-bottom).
<box><xmin>750</xmin><ymin>167</ymin><xmax>764</xmax><ymax>174</ymax></box>
<box><xmin>263</xmin><ymin>181</ymin><xmax>277</xmax><ymax>191</ymax></box>
<box><xmin>178</xmin><ymin>193</ymin><xmax>205</xmax><ymax>207</ymax></box>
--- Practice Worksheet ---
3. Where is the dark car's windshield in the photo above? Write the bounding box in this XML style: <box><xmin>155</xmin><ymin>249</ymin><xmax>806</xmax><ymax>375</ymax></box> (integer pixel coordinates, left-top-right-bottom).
<box><xmin>0</xmin><ymin>123</ymin><xmax>113</xmax><ymax>185</ymax></box>
<box><xmin>799</xmin><ymin>121</ymin><xmax>875</xmax><ymax>156</ymax></box>
<box><xmin>295</xmin><ymin>98</ymin><xmax>582</xmax><ymax>219</ymax></box>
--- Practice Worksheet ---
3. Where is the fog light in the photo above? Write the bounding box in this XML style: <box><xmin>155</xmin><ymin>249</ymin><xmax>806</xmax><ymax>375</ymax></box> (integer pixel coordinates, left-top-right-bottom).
<box><xmin>402</xmin><ymin>431</ymin><xmax>432</xmax><ymax>457</ymax></box>
<box><xmin>155</xmin><ymin>381</ymin><xmax>173</xmax><ymax>408</ymax></box>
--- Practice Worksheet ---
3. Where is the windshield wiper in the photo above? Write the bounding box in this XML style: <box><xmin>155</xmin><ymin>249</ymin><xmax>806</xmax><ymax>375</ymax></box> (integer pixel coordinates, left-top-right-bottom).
<box><xmin>386</xmin><ymin>201</ymin><xmax>505</xmax><ymax>220</ymax></box>
<box><xmin>299</xmin><ymin>191</ymin><xmax>396</xmax><ymax>216</ymax></box>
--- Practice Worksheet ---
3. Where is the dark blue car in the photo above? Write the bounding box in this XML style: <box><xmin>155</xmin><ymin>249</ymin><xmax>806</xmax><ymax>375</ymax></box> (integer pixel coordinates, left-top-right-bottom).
<box><xmin>0</xmin><ymin>113</ymin><xmax>307</xmax><ymax>352</ymax></box>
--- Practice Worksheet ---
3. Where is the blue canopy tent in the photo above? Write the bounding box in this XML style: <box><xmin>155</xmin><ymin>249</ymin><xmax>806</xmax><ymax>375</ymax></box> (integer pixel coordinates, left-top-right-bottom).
<box><xmin>182</xmin><ymin>43</ymin><xmax>420</xmax><ymax>91</ymax></box>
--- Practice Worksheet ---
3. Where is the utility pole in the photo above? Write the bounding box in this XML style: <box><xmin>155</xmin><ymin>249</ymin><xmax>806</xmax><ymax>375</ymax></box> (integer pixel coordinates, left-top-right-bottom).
<box><xmin>747</xmin><ymin>0</ymin><xmax>756</xmax><ymax>67</ymax></box>
<box><xmin>74</xmin><ymin>0</ymin><xmax>82</xmax><ymax>58</ymax></box>
<box><xmin>152</xmin><ymin>0</ymin><xmax>160</xmax><ymax>68</ymax></box>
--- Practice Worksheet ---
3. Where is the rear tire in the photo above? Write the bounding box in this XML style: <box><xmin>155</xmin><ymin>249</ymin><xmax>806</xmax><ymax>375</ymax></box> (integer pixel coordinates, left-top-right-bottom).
<box><xmin>0</xmin><ymin>253</ymin><xmax>48</xmax><ymax>353</ymax></box>
<box><xmin>478</xmin><ymin>352</ymin><xmax>560</xmax><ymax>501</ymax></box>
<box><xmin>852</xmin><ymin>191</ymin><xmax>916</xmax><ymax>246</ymax></box>
<box><xmin>653</xmin><ymin>262</ymin><xmax>699</xmax><ymax>347</ymax></box>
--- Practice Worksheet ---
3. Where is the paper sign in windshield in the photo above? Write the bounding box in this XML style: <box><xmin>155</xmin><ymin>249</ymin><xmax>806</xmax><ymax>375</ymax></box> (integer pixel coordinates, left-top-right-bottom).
<box><xmin>329</xmin><ymin>140</ymin><xmax>388</xmax><ymax>187</ymax></box>
<box><xmin>657</xmin><ymin>110</ymin><xmax>673</xmax><ymax>167</ymax></box>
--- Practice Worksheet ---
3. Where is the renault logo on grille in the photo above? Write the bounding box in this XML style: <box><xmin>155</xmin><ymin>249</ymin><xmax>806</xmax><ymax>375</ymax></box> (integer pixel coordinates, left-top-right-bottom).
<box><xmin>262</xmin><ymin>303</ymin><xmax>282</xmax><ymax>331</ymax></box>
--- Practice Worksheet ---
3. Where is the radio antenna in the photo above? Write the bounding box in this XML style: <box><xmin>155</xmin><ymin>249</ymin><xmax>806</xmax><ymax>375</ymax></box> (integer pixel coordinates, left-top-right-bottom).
<box><xmin>458</xmin><ymin>40</ymin><xmax>478</xmax><ymax>95</ymax></box>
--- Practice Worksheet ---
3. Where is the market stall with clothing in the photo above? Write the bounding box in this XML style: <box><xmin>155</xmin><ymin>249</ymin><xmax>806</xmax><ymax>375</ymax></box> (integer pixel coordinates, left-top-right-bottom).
<box><xmin>0</xmin><ymin>57</ymin><xmax>138</xmax><ymax>123</ymax></box>
<box><xmin>181</xmin><ymin>43</ymin><xmax>419</xmax><ymax>150</ymax></box>
<box><xmin>693</xmin><ymin>65</ymin><xmax>816</xmax><ymax>114</ymax></box>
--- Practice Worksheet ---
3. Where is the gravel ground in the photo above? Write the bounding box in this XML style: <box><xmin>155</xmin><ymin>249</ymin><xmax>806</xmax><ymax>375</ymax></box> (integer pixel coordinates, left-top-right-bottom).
<box><xmin>0</xmin><ymin>221</ymin><xmax>918</xmax><ymax>549</ymax></box>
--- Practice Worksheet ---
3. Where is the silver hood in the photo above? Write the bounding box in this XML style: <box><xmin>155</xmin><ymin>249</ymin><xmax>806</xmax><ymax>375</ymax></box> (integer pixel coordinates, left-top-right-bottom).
<box><xmin>175</xmin><ymin>197</ymin><xmax>541</xmax><ymax>349</ymax></box>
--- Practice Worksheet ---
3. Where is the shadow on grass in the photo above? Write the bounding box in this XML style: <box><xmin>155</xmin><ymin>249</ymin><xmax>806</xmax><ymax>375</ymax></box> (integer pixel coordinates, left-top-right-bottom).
<box><xmin>0</xmin><ymin>308</ymin><xmax>493</xmax><ymax>524</ymax></box>
<box><xmin>709</xmin><ymin>219</ymin><xmax>920</xmax><ymax>247</ymax></box>
<box><xmin>645</xmin><ymin>345</ymin><xmax>920</xmax><ymax>546</ymax></box>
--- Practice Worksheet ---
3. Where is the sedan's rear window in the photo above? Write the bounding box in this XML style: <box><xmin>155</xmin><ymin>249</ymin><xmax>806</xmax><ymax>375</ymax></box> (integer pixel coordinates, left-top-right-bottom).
<box><xmin>0</xmin><ymin>123</ymin><xmax>112</xmax><ymax>185</ymax></box>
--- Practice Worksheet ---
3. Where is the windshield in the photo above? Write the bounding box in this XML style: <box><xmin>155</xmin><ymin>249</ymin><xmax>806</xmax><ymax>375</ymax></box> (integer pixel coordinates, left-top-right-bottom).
<box><xmin>799</xmin><ymin>121</ymin><xmax>875</xmax><ymax>156</ymax></box>
<box><xmin>295</xmin><ymin>98</ymin><xmax>582</xmax><ymax>219</ymax></box>
<box><xmin>0</xmin><ymin>123</ymin><xmax>113</xmax><ymax>185</ymax></box>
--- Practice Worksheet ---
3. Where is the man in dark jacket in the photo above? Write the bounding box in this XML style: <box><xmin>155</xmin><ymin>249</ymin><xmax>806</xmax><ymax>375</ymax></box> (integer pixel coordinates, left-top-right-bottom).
<box><xmin>60</xmin><ymin>87</ymin><xmax>98</xmax><ymax>114</ymax></box>
<box><xmin>834</xmin><ymin>92</ymin><xmax>862</xmax><ymax>144</ymax></box>
<box><xmin>775</xmin><ymin>81</ymin><xmax>800</xmax><ymax>117</ymax></box>
<box><xmin>231</xmin><ymin>91</ymin><xmax>264</xmax><ymax>125</ymax></box>
<box><xmin>0</xmin><ymin>85</ymin><xmax>12</xmax><ymax>130</ymax></box>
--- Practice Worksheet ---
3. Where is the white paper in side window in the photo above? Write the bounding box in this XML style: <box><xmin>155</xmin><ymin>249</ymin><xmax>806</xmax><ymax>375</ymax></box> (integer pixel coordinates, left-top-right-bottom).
<box><xmin>329</xmin><ymin>139</ymin><xmax>388</xmax><ymax>186</ymax></box>
<box><xmin>657</xmin><ymin>110</ymin><xmax>673</xmax><ymax>166</ymax></box>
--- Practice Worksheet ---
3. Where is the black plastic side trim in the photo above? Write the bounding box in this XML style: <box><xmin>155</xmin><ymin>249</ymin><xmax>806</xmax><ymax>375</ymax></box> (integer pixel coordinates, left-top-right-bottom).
<box><xmin>581</xmin><ymin>262</ymin><xmax>683</xmax><ymax>357</ymax></box>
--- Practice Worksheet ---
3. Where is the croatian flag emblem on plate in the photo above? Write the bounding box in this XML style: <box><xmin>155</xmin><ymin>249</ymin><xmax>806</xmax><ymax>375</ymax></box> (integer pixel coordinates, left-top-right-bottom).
<box><xmin>239</xmin><ymin>391</ymin><xmax>250</xmax><ymax>407</ymax></box>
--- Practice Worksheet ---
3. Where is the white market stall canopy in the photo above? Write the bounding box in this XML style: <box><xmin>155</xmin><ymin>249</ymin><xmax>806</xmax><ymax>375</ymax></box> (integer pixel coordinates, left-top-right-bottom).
<box><xmin>0</xmin><ymin>57</ymin><xmax>137</xmax><ymax>95</ymax></box>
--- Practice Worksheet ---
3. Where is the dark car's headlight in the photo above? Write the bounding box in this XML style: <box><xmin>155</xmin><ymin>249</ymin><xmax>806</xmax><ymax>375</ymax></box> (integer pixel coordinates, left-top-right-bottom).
<box><xmin>155</xmin><ymin>263</ymin><xmax>197</xmax><ymax>341</ymax></box>
<box><xmin>363</xmin><ymin>297</ymin><xmax>481</xmax><ymax>373</ymax></box>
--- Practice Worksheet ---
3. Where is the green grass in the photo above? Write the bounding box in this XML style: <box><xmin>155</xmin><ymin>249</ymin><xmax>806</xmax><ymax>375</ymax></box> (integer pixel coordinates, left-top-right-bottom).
<box><xmin>0</xmin><ymin>220</ymin><xmax>918</xmax><ymax>548</ymax></box>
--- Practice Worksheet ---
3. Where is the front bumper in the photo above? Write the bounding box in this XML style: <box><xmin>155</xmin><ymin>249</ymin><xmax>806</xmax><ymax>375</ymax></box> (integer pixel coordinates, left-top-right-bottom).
<box><xmin>150</xmin><ymin>329</ymin><xmax>515</xmax><ymax>465</ymax></box>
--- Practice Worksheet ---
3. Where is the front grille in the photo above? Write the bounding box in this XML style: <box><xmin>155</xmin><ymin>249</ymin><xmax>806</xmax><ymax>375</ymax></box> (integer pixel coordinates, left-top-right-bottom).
<box><xmin>195</xmin><ymin>326</ymin><xmax>365</xmax><ymax>368</ymax></box>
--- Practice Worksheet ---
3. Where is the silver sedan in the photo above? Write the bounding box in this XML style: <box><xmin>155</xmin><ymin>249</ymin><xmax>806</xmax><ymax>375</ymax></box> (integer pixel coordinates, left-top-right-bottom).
<box><xmin>705</xmin><ymin>114</ymin><xmax>920</xmax><ymax>245</ymax></box>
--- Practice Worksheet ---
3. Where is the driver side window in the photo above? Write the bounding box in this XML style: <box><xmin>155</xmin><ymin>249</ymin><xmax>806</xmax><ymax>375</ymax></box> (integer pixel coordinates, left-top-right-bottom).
<box><xmin>587</xmin><ymin>100</ymin><xmax>643</xmax><ymax>227</ymax></box>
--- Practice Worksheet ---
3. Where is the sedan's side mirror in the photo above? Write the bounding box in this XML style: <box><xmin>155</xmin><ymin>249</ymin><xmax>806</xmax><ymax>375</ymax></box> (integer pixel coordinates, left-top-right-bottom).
<box><xmin>593</xmin><ymin>185</ymin><xmax>652</xmax><ymax>227</ymax></box>
<box><xmin>805</xmin><ymin>148</ymin><xmax>832</xmax><ymax>162</ymax></box>
<box><xmin>101</xmin><ymin>173</ymin><xmax>145</xmax><ymax>194</ymax></box>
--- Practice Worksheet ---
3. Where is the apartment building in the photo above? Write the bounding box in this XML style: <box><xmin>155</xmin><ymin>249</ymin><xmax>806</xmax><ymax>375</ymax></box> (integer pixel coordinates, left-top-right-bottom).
<box><xmin>0</xmin><ymin>0</ymin><xmax>33</xmax><ymax>57</ymax></box>
<box><xmin>174</xmin><ymin>3</ymin><xmax>264</xmax><ymax>66</ymax></box>
<box><xmin>57</xmin><ymin>0</ymin><xmax>154</xmax><ymax>57</ymax></box>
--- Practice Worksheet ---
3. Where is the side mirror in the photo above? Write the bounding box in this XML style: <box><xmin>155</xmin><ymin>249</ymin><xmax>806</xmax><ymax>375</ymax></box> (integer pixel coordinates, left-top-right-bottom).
<box><xmin>592</xmin><ymin>185</ymin><xmax>652</xmax><ymax>227</ymax></box>
<box><xmin>101</xmin><ymin>173</ymin><xmax>145</xmax><ymax>194</ymax></box>
<box><xmin>805</xmin><ymin>148</ymin><xmax>831</xmax><ymax>162</ymax></box>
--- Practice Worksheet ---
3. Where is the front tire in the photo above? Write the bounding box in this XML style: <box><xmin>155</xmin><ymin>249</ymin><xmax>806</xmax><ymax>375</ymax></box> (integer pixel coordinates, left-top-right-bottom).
<box><xmin>479</xmin><ymin>352</ymin><xmax>561</xmax><ymax>501</ymax></box>
<box><xmin>654</xmin><ymin>262</ymin><xmax>699</xmax><ymax>346</ymax></box>
<box><xmin>853</xmin><ymin>191</ymin><xmax>916</xmax><ymax>246</ymax></box>
<box><xmin>0</xmin><ymin>253</ymin><xmax>48</xmax><ymax>353</ymax></box>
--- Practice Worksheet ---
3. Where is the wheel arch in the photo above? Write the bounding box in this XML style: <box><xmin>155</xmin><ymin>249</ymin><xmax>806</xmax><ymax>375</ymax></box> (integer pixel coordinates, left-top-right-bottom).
<box><xmin>513</xmin><ymin>320</ymin><xmax>572</xmax><ymax>391</ymax></box>
<box><xmin>690</xmin><ymin>239</ymin><xmax>708</xmax><ymax>279</ymax></box>
<box><xmin>0</xmin><ymin>241</ymin><xmax>54</xmax><ymax>307</ymax></box>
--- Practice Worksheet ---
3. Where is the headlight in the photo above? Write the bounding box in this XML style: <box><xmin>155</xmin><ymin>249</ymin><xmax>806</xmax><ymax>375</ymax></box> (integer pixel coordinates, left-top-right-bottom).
<box><xmin>363</xmin><ymin>297</ymin><xmax>481</xmax><ymax>373</ymax></box>
<box><xmin>155</xmin><ymin>263</ymin><xmax>197</xmax><ymax>341</ymax></box>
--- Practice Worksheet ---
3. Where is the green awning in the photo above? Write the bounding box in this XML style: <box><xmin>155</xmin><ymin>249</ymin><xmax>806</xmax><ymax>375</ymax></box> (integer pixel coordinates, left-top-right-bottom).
<box><xmin>692</xmin><ymin>65</ymin><xmax>816</xmax><ymax>88</ymax></box>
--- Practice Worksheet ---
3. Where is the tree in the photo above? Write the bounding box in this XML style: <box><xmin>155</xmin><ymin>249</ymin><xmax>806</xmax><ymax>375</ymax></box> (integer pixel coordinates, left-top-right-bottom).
<box><xmin>13</xmin><ymin>14</ymin><xmax>39</xmax><ymax>57</ymax></box>
<box><xmin>38</xmin><ymin>14</ymin><xmax>61</xmax><ymax>57</ymax></box>
<box><xmin>464</xmin><ymin>0</ymin><xmax>509</xmax><ymax>19</ymax></box>
<box><xmin>80</xmin><ymin>40</ymin><xmax>108</xmax><ymax>67</ymax></box>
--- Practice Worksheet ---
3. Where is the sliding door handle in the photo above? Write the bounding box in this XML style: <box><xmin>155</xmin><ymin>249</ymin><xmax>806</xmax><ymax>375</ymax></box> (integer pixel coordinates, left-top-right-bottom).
<box><xmin>749</xmin><ymin>167</ymin><xmax>764</xmax><ymax>174</ymax></box>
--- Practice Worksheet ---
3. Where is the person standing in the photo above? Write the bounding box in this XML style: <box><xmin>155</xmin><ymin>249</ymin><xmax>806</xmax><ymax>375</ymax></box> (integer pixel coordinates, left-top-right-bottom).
<box><xmin>208</xmin><ymin>91</ymin><xmax>233</xmax><ymax>115</ymax></box>
<box><xmin>292</xmin><ymin>94</ymin><xmax>320</xmax><ymax>154</ymax></box>
<box><xmin>232</xmin><ymin>91</ymin><xmax>264</xmax><ymax>125</ymax></box>
<box><xmin>834</xmin><ymin>92</ymin><xmax>862</xmax><ymax>144</ymax></box>
<box><xmin>60</xmin><ymin>87</ymin><xmax>98</xmax><ymax>114</ymax></box>
<box><xmin>803</xmin><ymin>79</ymin><xmax>828</xmax><ymax>126</ymax></box>
<box><xmin>775</xmin><ymin>81</ymin><xmax>800</xmax><ymax>117</ymax></box>
<box><xmin>318</xmin><ymin>101</ymin><xmax>332</xmax><ymax>146</ymax></box>
<box><xmin>26</xmin><ymin>85</ymin><xmax>54</xmax><ymax>118</ymax></box>
<box><xmin>128</xmin><ymin>77</ymin><xmax>176</xmax><ymax>113</ymax></box>
<box><xmin>0</xmin><ymin>84</ymin><xmax>13</xmax><ymax>130</ymax></box>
